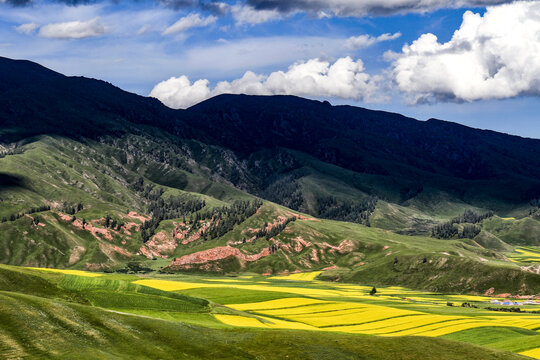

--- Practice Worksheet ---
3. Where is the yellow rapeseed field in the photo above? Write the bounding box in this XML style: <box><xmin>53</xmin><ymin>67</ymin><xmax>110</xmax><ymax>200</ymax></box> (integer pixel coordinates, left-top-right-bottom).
<box><xmin>213</xmin><ymin>314</ymin><xmax>269</xmax><ymax>328</ymax></box>
<box><xmin>520</xmin><ymin>347</ymin><xmax>540</xmax><ymax>359</ymax></box>
<box><xmin>231</xmin><ymin>297</ymin><xmax>326</xmax><ymax>311</ymax></box>
<box><xmin>205</xmin><ymin>278</ymin><xmax>246</xmax><ymax>283</ymax></box>
<box><xmin>137</xmin><ymin>279</ymin><xmax>347</xmax><ymax>298</ymax></box>
<box><xmin>259</xmin><ymin>305</ymin><xmax>368</xmax><ymax>317</ymax></box>
<box><xmin>133</xmin><ymin>275</ymin><xmax>540</xmax><ymax>342</ymax></box>
<box><xmin>510</xmin><ymin>247</ymin><xmax>540</xmax><ymax>262</ymax></box>
<box><xmin>221</xmin><ymin>294</ymin><xmax>540</xmax><ymax>338</ymax></box>
<box><xmin>214</xmin><ymin>314</ymin><xmax>318</xmax><ymax>330</ymax></box>
<box><xmin>134</xmin><ymin>279</ymin><xmax>218</xmax><ymax>291</ymax></box>
<box><xmin>327</xmin><ymin>315</ymin><xmax>462</xmax><ymax>335</ymax></box>
<box><xmin>26</xmin><ymin>267</ymin><xmax>102</xmax><ymax>277</ymax></box>
<box><xmin>486</xmin><ymin>316</ymin><xmax>540</xmax><ymax>330</ymax></box>
<box><xmin>446</xmin><ymin>294</ymin><xmax>494</xmax><ymax>302</ymax></box>
<box><xmin>270</xmin><ymin>271</ymin><xmax>322</xmax><ymax>281</ymax></box>
<box><xmin>411</xmin><ymin>321</ymin><xmax>513</xmax><ymax>337</ymax></box>
<box><xmin>288</xmin><ymin>307</ymin><xmax>419</xmax><ymax>327</ymax></box>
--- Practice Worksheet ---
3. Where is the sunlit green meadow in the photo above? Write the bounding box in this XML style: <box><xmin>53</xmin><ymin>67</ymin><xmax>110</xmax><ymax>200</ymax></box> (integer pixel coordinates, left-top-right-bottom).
<box><xmin>11</xmin><ymin>266</ymin><xmax>539</xmax><ymax>359</ymax></box>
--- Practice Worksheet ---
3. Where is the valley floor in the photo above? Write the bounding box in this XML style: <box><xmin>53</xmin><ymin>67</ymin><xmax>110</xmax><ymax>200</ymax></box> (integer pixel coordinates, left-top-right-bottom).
<box><xmin>1</xmin><ymin>265</ymin><xmax>539</xmax><ymax>359</ymax></box>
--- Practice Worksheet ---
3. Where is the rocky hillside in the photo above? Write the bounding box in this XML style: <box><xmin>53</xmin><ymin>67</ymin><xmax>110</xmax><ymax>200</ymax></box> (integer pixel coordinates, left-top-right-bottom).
<box><xmin>1</xmin><ymin>56</ymin><xmax>540</xmax><ymax>294</ymax></box>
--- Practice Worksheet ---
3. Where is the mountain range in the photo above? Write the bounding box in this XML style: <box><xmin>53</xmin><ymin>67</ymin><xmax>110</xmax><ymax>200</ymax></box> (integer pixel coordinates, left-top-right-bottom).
<box><xmin>1</xmin><ymin>55</ymin><xmax>540</xmax><ymax>295</ymax></box>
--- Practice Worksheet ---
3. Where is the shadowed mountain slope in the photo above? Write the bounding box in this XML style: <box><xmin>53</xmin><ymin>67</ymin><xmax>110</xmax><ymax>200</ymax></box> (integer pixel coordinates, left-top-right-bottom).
<box><xmin>184</xmin><ymin>94</ymin><xmax>540</xmax><ymax>205</ymax></box>
<box><xmin>2</xmin><ymin>56</ymin><xmax>540</xmax><ymax>208</ymax></box>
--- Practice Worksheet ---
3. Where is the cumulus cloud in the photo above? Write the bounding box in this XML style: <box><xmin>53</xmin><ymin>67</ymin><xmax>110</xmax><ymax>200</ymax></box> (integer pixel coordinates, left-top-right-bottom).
<box><xmin>346</xmin><ymin>32</ymin><xmax>401</xmax><ymax>49</ymax></box>
<box><xmin>15</xmin><ymin>22</ymin><xmax>38</xmax><ymax>34</ymax></box>
<box><xmin>163</xmin><ymin>13</ymin><xmax>216</xmax><ymax>35</ymax></box>
<box><xmin>149</xmin><ymin>75</ymin><xmax>211</xmax><ymax>108</ymax></box>
<box><xmin>150</xmin><ymin>56</ymin><xmax>380</xmax><ymax>108</ymax></box>
<box><xmin>38</xmin><ymin>18</ymin><xmax>107</xmax><ymax>39</ymax></box>
<box><xmin>388</xmin><ymin>1</ymin><xmax>540</xmax><ymax>103</ymax></box>
<box><xmin>230</xmin><ymin>4</ymin><xmax>282</xmax><ymax>25</ymax></box>
<box><xmin>246</xmin><ymin>0</ymin><xmax>520</xmax><ymax>17</ymax></box>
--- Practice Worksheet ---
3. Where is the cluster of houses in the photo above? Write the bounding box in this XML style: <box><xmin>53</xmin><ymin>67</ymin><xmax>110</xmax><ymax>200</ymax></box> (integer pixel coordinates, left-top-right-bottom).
<box><xmin>490</xmin><ymin>299</ymin><xmax>540</xmax><ymax>306</ymax></box>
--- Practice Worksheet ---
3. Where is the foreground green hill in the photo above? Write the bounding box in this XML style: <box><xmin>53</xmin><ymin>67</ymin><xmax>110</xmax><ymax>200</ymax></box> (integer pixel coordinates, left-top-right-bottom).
<box><xmin>0</xmin><ymin>265</ymin><xmax>531</xmax><ymax>360</ymax></box>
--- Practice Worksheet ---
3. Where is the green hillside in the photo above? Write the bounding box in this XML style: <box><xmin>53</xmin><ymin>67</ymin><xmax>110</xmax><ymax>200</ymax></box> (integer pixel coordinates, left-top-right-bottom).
<box><xmin>0</xmin><ymin>265</ymin><xmax>532</xmax><ymax>360</ymax></box>
<box><xmin>1</xmin><ymin>57</ymin><xmax>540</xmax><ymax>298</ymax></box>
<box><xmin>1</xmin><ymin>134</ymin><xmax>540</xmax><ymax>295</ymax></box>
<box><xmin>2</xmin><ymin>39</ymin><xmax>540</xmax><ymax>360</ymax></box>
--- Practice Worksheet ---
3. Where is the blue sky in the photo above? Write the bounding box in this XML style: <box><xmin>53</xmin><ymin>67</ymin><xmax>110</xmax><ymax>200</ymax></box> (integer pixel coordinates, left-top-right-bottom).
<box><xmin>0</xmin><ymin>0</ymin><xmax>539</xmax><ymax>138</ymax></box>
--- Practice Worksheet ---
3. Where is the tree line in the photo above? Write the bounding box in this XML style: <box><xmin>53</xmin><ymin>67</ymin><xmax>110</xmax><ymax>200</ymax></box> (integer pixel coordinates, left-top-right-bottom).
<box><xmin>315</xmin><ymin>195</ymin><xmax>377</xmax><ymax>226</ymax></box>
<box><xmin>431</xmin><ymin>209</ymin><xmax>493</xmax><ymax>239</ymax></box>
<box><xmin>130</xmin><ymin>177</ymin><xmax>207</xmax><ymax>242</ymax></box>
<box><xmin>530</xmin><ymin>197</ymin><xmax>540</xmax><ymax>217</ymax></box>
<box><xmin>141</xmin><ymin>193</ymin><xmax>207</xmax><ymax>242</ymax></box>
<box><xmin>103</xmin><ymin>214</ymin><xmax>125</xmax><ymax>231</ymax></box>
<box><xmin>61</xmin><ymin>202</ymin><xmax>84</xmax><ymax>215</ymax></box>
<box><xmin>1</xmin><ymin>204</ymin><xmax>51</xmax><ymax>223</ymax></box>
<box><xmin>195</xmin><ymin>200</ymin><xmax>263</xmax><ymax>241</ymax></box>
<box><xmin>252</xmin><ymin>216</ymin><xmax>297</xmax><ymax>241</ymax></box>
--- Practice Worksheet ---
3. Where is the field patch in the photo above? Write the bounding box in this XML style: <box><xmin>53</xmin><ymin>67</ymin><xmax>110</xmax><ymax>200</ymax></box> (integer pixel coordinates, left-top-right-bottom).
<box><xmin>5</xmin><ymin>266</ymin><xmax>538</xmax><ymax>359</ymax></box>
<box><xmin>520</xmin><ymin>347</ymin><xmax>540</xmax><ymax>359</ymax></box>
<box><xmin>270</xmin><ymin>271</ymin><xmax>322</xmax><ymax>281</ymax></box>
<box><xmin>509</xmin><ymin>247</ymin><xmax>540</xmax><ymax>263</ymax></box>
<box><xmin>26</xmin><ymin>267</ymin><xmax>103</xmax><ymax>277</ymax></box>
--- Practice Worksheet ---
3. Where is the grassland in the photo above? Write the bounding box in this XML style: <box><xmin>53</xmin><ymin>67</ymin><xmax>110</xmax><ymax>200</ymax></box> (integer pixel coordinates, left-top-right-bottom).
<box><xmin>1</xmin><ymin>135</ymin><xmax>540</xmax><ymax>297</ymax></box>
<box><xmin>2</xmin><ymin>58</ymin><xmax>540</xmax><ymax>359</ymax></box>
<box><xmin>1</xmin><ymin>265</ymin><xmax>537</xmax><ymax>359</ymax></box>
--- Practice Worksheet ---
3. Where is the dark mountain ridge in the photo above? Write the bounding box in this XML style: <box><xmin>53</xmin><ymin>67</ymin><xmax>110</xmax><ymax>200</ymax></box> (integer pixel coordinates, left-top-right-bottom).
<box><xmin>186</xmin><ymin>93</ymin><xmax>540</xmax><ymax>181</ymax></box>
<box><xmin>0</xmin><ymin>56</ymin><xmax>191</xmax><ymax>141</ymax></box>
<box><xmin>2</xmin><ymin>56</ymin><xmax>540</xmax><ymax>206</ymax></box>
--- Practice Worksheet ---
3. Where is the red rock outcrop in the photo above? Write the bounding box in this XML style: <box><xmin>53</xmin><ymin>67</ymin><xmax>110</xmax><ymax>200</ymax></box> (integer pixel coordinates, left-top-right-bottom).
<box><xmin>169</xmin><ymin>246</ymin><xmax>270</xmax><ymax>268</ymax></box>
<box><xmin>139</xmin><ymin>231</ymin><xmax>178</xmax><ymax>259</ymax></box>
<box><xmin>182</xmin><ymin>221</ymin><xmax>211</xmax><ymax>245</ymax></box>
<box><xmin>310</xmin><ymin>248</ymin><xmax>319</xmax><ymax>262</ymax></box>
<box><xmin>287</xmin><ymin>212</ymin><xmax>320</xmax><ymax>221</ymax></box>
<box><xmin>127</xmin><ymin>211</ymin><xmax>150</xmax><ymax>223</ymax></box>
<box><xmin>317</xmin><ymin>240</ymin><xmax>355</xmax><ymax>254</ymax></box>
<box><xmin>58</xmin><ymin>212</ymin><xmax>114</xmax><ymax>241</ymax></box>
<box><xmin>323</xmin><ymin>265</ymin><xmax>338</xmax><ymax>270</ymax></box>
<box><xmin>293</xmin><ymin>236</ymin><xmax>312</xmax><ymax>252</ymax></box>
<box><xmin>122</xmin><ymin>222</ymin><xmax>140</xmax><ymax>235</ymax></box>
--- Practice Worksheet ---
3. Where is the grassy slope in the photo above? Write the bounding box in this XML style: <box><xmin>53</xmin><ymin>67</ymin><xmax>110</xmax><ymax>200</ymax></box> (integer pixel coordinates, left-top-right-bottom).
<box><xmin>0</xmin><ymin>265</ymin><xmax>529</xmax><ymax>360</ymax></box>
<box><xmin>483</xmin><ymin>217</ymin><xmax>540</xmax><ymax>246</ymax></box>
<box><xmin>0</xmin><ymin>135</ymin><xmax>250</xmax><ymax>269</ymax></box>
<box><xmin>1</xmin><ymin>135</ymin><xmax>540</xmax><ymax>294</ymax></box>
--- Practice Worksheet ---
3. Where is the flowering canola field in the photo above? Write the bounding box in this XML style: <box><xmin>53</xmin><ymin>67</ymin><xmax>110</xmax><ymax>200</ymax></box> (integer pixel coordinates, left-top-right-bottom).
<box><xmin>136</xmin><ymin>271</ymin><xmax>540</xmax><ymax>358</ymax></box>
<box><xmin>510</xmin><ymin>247</ymin><xmax>540</xmax><ymax>263</ymax></box>
<box><xmin>28</xmin><ymin>267</ymin><xmax>102</xmax><ymax>277</ymax></box>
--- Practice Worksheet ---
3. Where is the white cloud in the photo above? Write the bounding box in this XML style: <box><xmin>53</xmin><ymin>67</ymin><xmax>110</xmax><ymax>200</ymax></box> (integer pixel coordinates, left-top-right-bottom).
<box><xmin>149</xmin><ymin>75</ymin><xmax>211</xmax><ymax>109</ymax></box>
<box><xmin>15</xmin><ymin>22</ymin><xmax>38</xmax><ymax>35</ymax></box>
<box><xmin>346</xmin><ymin>32</ymin><xmax>401</xmax><ymax>49</ymax></box>
<box><xmin>388</xmin><ymin>1</ymin><xmax>540</xmax><ymax>103</ymax></box>
<box><xmin>150</xmin><ymin>56</ymin><xmax>380</xmax><ymax>109</ymax></box>
<box><xmin>38</xmin><ymin>18</ymin><xmax>107</xmax><ymax>39</ymax></box>
<box><xmin>231</xmin><ymin>4</ymin><xmax>282</xmax><ymax>25</ymax></box>
<box><xmin>162</xmin><ymin>13</ymin><xmax>216</xmax><ymax>35</ymax></box>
